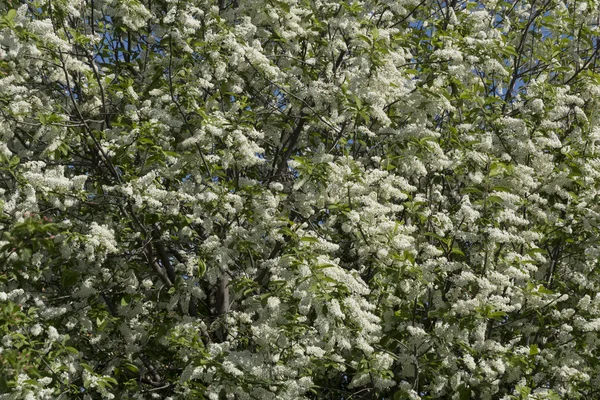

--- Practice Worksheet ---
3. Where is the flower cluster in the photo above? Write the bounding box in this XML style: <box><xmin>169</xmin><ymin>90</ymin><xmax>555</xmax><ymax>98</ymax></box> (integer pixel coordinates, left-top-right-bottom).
<box><xmin>1</xmin><ymin>0</ymin><xmax>600</xmax><ymax>398</ymax></box>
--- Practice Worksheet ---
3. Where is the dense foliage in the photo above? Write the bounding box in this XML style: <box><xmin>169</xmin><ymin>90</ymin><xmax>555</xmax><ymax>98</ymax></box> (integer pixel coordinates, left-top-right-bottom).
<box><xmin>2</xmin><ymin>0</ymin><xmax>600</xmax><ymax>398</ymax></box>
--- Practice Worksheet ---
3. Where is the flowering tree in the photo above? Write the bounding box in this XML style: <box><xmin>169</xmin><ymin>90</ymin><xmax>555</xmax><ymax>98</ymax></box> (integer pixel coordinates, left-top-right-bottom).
<box><xmin>2</xmin><ymin>0</ymin><xmax>600</xmax><ymax>398</ymax></box>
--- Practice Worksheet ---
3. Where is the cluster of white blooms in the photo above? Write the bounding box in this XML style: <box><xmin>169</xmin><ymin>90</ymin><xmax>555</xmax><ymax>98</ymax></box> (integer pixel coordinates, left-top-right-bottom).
<box><xmin>2</xmin><ymin>0</ymin><xmax>600</xmax><ymax>398</ymax></box>
<box><xmin>83</xmin><ymin>222</ymin><xmax>118</xmax><ymax>262</ymax></box>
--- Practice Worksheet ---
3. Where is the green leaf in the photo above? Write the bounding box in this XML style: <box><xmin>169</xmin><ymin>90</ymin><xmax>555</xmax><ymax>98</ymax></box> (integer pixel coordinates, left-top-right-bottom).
<box><xmin>61</xmin><ymin>269</ymin><xmax>79</xmax><ymax>289</ymax></box>
<box><xmin>529</xmin><ymin>344</ymin><xmax>539</xmax><ymax>355</ymax></box>
<box><xmin>487</xmin><ymin>195</ymin><xmax>504</xmax><ymax>204</ymax></box>
<box><xmin>197</xmin><ymin>258</ymin><xmax>206</xmax><ymax>277</ymax></box>
<box><xmin>527</xmin><ymin>248</ymin><xmax>547</xmax><ymax>256</ymax></box>
<box><xmin>275</xmin><ymin>0</ymin><xmax>290</xmax><ymax>13</ymax></box>
<box><xmin>404</xmin><ymin>250</ymin><xmax>415</xmax><ymax>265</ymax></box>
<box><xmin>489</xmin><ymin>162</ymin><xmax>506</xmax><ymax>177</ymax></box>
<box><xmin>314</xmin><ymin>263</ymin><xmax>335</xmax><ymax>270</ymax></box>
<box><xmin>300</xmin><ymin>236</ymin><xmax>319</xmax><ymax>243</ymax></box>
<box><xmin>461</xmin><ymin>186</ymin><xmax>483</xmax><ymax>194</ymax></box>
<box><xmin>458</xmin><ymin>385</ymin><xmax>471</xmax><ymax>400</ymax></box>
<box><xmin>423</xmin><ymin>231</ymin><xmax>446</xmax><ymax>242</ymax></box>
<box><xmin>451</xmin><ymin>247</ymin><xmax>465</xmax><ymax>257</ymax></box>
<box><xmin>537</xmin><ymin>285</ymin><xmax>554</xmax><ymax>295</ymax></box>
<box><xmin>489</xmin><ymin>311</ymin><xmax>507</xmax><ymax>320</ymax></box>
<box><xmin>123</xmin><ymin>362</ymin><xmax>139</xmax><ymax>373</ymax></box>
<box><xmin>316</xmin><ymin>274</ymin><xmax>338</xmax><ymax>284</ymax></box>
<box><xmin>6</xmin><ymin>9</ymin><xmax>16</xmax><ymax>21</ymax></box>
<box><xmin>357</xmin><ymin>34</ymin><xmax>372</xmax><ymax>45</ymax></box>
<box><xmin>503</xmin><ymin>45</ymin><xmax>518</xmax><ymax>57</ymax></box>
<box><xmin>120</xmin><ymin>297</ymin><xmax>128</xmax><ymax>306</ymax></box>
<box><xmin>517</xmin><ymin>385</ymin><xmax>532</xmax><ymax>396</ymax></box>
<box><xmin>104</xmin><ymin>377</ymin><xmax>118</xmax><ymax>385</ymax></box>
<box><xmin>8</xmin><ymin>156</ymin><xmax>19</xmax><ymax>167</ymax></box>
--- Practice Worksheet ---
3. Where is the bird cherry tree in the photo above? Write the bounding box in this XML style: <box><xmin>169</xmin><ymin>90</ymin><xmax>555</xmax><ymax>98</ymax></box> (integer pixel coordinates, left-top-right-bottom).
<box><xmin>2</xmin><ymin>0</ymin><xmax>600</xmax><ymax>399</ymax></box>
